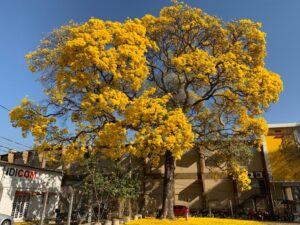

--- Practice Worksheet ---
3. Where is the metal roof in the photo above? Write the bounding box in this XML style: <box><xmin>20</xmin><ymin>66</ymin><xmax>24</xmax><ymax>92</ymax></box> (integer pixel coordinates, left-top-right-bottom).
<box><xmin>268</xmin><ymin>122</ymin><xmax>300</xmax><ymax>129</ymax></box>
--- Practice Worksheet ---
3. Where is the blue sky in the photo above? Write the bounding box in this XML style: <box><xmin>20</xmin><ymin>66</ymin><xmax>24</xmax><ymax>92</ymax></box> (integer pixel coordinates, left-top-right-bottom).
<box><xmin>0</xmin><ymin>0</ymin><xmax>299</xmax><ymax>149</ymax></box>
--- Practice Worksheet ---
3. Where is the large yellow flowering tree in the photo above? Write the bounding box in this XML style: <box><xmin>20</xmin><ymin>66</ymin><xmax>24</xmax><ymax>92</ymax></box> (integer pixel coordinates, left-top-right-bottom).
<box><xmin>10</xmin><ymin>2</ymin><xmax>282</xmax><ymax>219</ymax></box>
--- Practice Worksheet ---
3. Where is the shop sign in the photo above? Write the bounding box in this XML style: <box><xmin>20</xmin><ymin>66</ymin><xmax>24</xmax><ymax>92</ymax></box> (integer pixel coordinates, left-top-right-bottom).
<box><xmin>4</xmin><ymin>166</ymin><xmax>38</xmax><ymax>180</ymax></box>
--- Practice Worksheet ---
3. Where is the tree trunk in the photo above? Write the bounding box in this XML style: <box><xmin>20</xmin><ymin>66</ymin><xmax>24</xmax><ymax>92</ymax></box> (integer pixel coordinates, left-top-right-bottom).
<box><xmin>199</xmin><ymin>152</ymin><xmax>207</xmax><ymax>210</ymax></box>
<box><xmin>160</xmin><ymin>150</ymin><xmax>176</xmax><ymax>219</ymax></box>
<box><xmin>139</xmin><ymin>159</ymin><xmax>148</xmax><ymax>216</ymax></box>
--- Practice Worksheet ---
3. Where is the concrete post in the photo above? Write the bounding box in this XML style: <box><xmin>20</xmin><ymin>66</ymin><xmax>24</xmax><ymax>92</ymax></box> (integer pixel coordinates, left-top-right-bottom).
<box><xmin>134</xmin><ymin>215</ymin><xmax>139</xmax><ymax>220</ymax></box>
<box><xmin>104</xmin><ymin>221</ymin><xmax>112</xmax><ymax>225</ymax></box>
<box><xmin>22</xmin><ymin>151</ymin><xmax>29</xmax><ymax>164</ymax></box>
<box><xmin>8</xmin><ymin>151</ymin><xmax>15</xmax><ymax>163</ymax></box>
<box><xmin>112</xmin><ymin>218</ymin><xmax>119</xmax><ymax>225</ymax></box>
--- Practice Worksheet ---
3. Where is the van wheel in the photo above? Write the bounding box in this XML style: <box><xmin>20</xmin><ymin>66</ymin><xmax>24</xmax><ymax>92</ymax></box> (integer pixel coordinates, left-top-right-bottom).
<box><xmin>1</xmin><ymin>220</ymin><xmax>11</xmax><ymax>225</ymax></box>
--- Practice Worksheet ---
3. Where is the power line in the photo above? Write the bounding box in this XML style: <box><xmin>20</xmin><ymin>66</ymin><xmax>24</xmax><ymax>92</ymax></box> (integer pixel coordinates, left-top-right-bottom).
<box><xmin>0</xmin><ymin>147</ymin><xmax>9</xmax><ymax>153</ymax></box>
<box><xmin>0</xmin><ymin>103</ymin><xmax>33</xmax><ymax>149</ymax></box>
<box><xmin>0</xmin><ymin>136</ymin><xmax>31</xmax><ymax>149</ymax></box>
<box><xmin>0</xmin><ymin>104</ymin><xmax>10</xmax><ymax>112</ymax></box>
<box><xmin>0</xmin><ymin>139</ymin><xmax>25</xmax><ymax>151</ymax></box>
<box><xmin>0</xmin><ymin>144</ymin><xmax>11</xmax><ymax>150</ymax></box>
<box><xmin>0</xmin><ymin>140</ymin><xmax>21</xmax><ymax>151</ymax></box>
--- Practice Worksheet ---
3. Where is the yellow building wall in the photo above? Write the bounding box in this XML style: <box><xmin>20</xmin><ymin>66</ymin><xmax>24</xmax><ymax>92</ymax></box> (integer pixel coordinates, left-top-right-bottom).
<box><xmin>266</xmin><ymin>130</ymin><xmax>300</xmax><ymax>181</ymax></box>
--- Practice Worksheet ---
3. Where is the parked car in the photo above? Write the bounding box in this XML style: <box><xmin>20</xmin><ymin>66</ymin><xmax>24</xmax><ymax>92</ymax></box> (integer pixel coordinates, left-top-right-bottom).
<box><xmin>0</xmin><ymin>214</ymin><xmax>14</xmax><ymax>225</ymax></box>
<box><xmin>174</xmin><ymin>205</ymin><xmax>189</xmax><ymax>218</ymax></box>
<box><xmin>156</xmin><ymin>205</ymin><xmax>189</xmax><ymax>219</ymax></box>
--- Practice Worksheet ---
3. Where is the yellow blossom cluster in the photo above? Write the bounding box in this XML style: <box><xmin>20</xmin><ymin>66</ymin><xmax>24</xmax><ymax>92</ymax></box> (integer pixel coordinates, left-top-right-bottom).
<box><xmin>14</xmin><ymin>17</ymin><xmax>155</xmax><ymax>156</ymax></box>
<box><xmin>237</xmin><ymin>107</ymin><xmax>268</xmax><ymax>140</ymax></box>
<box><xmin>123</xmin><ymin>88</ymin><xmax>170</xmax><ymax>127</ymax></box>
<box><xmin>10</xmin><ymin>98</ymin><xmax>55</xmax><ymax>140</ymax></box>
<box><xmin>10</xmin><ymin>1</ymin><xmax>282</xmax><ymax>183</ymax></box>
<box><xmin>238</xmin><ymin>168</ymin><xmax>252</xmax><ymax>191</ymax></box>
<box><xmin>61</xmin><ymin>143</ymin><xmax>87</xmax><ymax>164</ymax></box>
<box><xmin>231</xmin><ymin>163</ymin><xmax>252</xmax><ymax>191</ymax></box>
<box><xmin>95</xmin><ymin>122</ymin><xmax>127</xmax><ymax>160</ymax></box>
<box><xmin>227</xmin><ymin>19</ymin><xmax>266</xmax><ymax>67</ymax></box>
<box><xmin>172</xmin><ymin>49</ymin><xmax>216</xmax><ymax>84</ymax></box>
<box><xmin>95</xmin><ymin>89</ymin><xmax>194</xmax><ymax>166</ymax></box>
<box><xmin>81</xmin><ymin>87</ymin><xmax>129</xmax><ymax>121</ymax></box>
<box><xmin>142</xmin><ymin>2</ymin><xmax>282</xmax><ymax>148</ymax></box>
<box><xmin>132</xmin><ymin>108</ymin><xmax>194</xmax><ymax>166</ymax></box>
<box><xmin>26</xmin><ymin>17</ymin><xmax>153</xmax><ymax>105</ymax></box>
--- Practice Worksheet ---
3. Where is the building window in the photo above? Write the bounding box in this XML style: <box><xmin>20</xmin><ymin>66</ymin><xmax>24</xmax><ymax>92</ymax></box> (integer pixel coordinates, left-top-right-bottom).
<box><xmin>284</xmin><ymin>187</ymin><xmax>293</xmax><ymax>201</ymax></box>
<box><xmin>292</xmin><ymin>186</ymin><xmax>300</xmax><ymax>201</ymax></box>
<box><xmin>11</xmin><ymin>193</ymin><xmax>30</xmax><ymax>219</ymax></box>
<box><xmin>284</xmin><ymin>186</ymin><xmax>300</xmax><ymax>201</ymax></box>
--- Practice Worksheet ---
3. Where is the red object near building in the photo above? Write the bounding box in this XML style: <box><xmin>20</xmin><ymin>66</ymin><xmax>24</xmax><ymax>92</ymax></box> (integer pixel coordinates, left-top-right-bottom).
<box><xmin>174</xmin><ymin>205</ymin><xmax>189</xmax><ymax>219</ymax></box>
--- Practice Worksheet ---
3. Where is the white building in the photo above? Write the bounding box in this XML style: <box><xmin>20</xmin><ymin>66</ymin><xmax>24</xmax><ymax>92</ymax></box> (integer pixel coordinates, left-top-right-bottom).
<box><xmin>0</xmin><ymin>161</ymin><xmax>62</xmax><ymax>221</ymax></box>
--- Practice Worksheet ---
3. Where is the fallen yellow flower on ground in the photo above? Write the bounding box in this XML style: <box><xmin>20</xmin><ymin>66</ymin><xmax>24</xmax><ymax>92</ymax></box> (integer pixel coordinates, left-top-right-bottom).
<box><xmin>127</xmin><ymin>218</ymin><xmax>265</xmax><ymax>225</ymax></box>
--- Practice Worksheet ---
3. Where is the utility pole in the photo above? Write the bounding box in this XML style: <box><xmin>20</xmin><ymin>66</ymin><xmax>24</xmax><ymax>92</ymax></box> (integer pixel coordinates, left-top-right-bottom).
<box><xmin>87</xmin><ymin>205</ymin><xmax>92</xmax><ymax>224</ymax></box>
<box><xmin>40</xmin><ymin>189</ymin><xmax>49</xmax><ymax>225</ymax></box>
<box><xmin>67</xmin><ymin>187</ymin><xmax>74</xmax><ymax>225</ymax></box>
<box><xmin>229</xmin><ymin>200</ymin><xmax>233</xmax><ymax>218</ymax></box>
<box><xmin>128</xmin><ymin>155</ymin><xmax>132</xmax><ymax>218</ymax></box>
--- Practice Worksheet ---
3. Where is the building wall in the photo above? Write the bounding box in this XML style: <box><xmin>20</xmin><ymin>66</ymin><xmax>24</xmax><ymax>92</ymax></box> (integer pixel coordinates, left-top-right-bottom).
<box><xmin>145</xmin><ymin>150</ymin><xmax>241</xmax><ymax>212</ymax></box>
<box><xmin>265</xmin><ymin>126</ymin><xmax>300</xmax><ymax>200</ymax></box>
<box><xmin>143</xmin><ymin>124</ymin><xmax>300</xmax><ymax>215</ymax></box>
<box><xmin>144</xmin><ymin>146</ymin><xmax>271</xmax><ymax>213</ymax></box>
<box><xmin>265</xmin><ymin>127</ymin><xmax>300</xmax><ymax>182</ymax></box>
<box><xmin>204</xmin><ymin>178</ymin><xmax>235</xmax><ymax>210</ymax></box>
<box><xmin>263</xmin><ymin>125</ymin><xmax>300</xmax><ymax>219</ymax></box>
<box><xmin>0</xmin><ymin>163</ymin><xmax>62</xmax><ymax>221</ymax></box>
<box><xmin>145</xmin><ymin>150</ymin><xmax>202</xmax><ymax>213</ymax></box>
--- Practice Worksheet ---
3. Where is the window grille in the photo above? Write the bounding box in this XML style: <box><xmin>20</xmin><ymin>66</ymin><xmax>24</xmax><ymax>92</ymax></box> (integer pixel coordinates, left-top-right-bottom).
<box><xmin>11</xmin><ymin>194</ymin><xmax>30</xmax><ymax>219</ymax></box>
